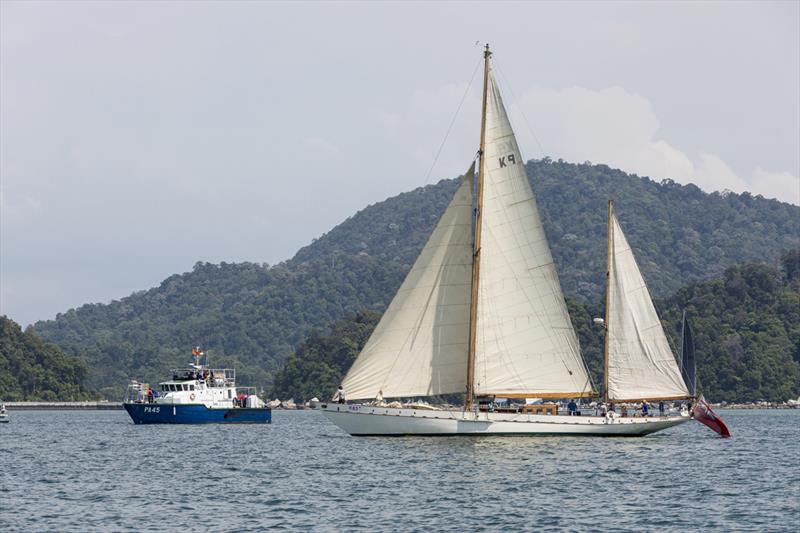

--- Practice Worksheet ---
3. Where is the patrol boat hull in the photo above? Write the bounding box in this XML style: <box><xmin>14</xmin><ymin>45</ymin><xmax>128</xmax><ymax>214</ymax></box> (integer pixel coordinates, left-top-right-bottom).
<box><xmin>124</xmin><ymin>403</ymin><xmax>271</xmax><ymax>424</ymax></box>
<box><xmin>321</xmin><ymin>404</ymin><xmax>689</xmax><ymax>437</ymax></box>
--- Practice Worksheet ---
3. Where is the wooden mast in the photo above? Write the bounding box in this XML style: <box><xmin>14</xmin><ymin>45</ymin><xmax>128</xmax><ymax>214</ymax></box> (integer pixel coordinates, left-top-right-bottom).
<box><xmin>465</xmin><ymin>43</ymin><xmax>491</xmax><ymax>411</ymax></box>
<box><xmin>603</xmin><ymin>200</ymin><xmax>613</xmax><ymax>404</ymax></box>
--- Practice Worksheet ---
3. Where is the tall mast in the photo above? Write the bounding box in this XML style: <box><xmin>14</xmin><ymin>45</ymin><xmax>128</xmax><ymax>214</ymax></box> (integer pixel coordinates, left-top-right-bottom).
<box><xmin>603</xmin><ymin>200</ymin><xmax>613</xmax><ymax>404</ymax></box>
<box><xmin>465</xmin><ymin>43</ymin><xmax>491</xmax><ymax>411</ymax></box>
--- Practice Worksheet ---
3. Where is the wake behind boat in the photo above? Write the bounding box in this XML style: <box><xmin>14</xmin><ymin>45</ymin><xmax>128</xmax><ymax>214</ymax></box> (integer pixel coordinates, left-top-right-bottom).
<box><xmin>321</xmin><ymin>45</ymin><xmax>700</xmax><ymax>437</ymax></box>
<box><xmin>123</xmin><ymin>347</ymin><xmax>271</xmax><ymax>424</ymax></box>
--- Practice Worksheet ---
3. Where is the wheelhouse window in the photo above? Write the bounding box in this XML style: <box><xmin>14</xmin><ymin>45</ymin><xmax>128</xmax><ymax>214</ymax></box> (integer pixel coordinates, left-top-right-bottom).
<box><xmin>189</xmin><ymin>385</ymin><xmax>195</xmax><ymax>391</ymax></box>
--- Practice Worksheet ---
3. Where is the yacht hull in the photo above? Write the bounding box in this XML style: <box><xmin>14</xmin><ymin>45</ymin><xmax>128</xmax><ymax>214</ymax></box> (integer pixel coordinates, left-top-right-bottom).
<box><xmin>124</xmin><ymin>403</ymin><xmax>271</xmax><ymax>424</ymax></box>
<box><xmin>321</xmin><ymin>404</ymin><xmax>689</xmax><ymax>437</ymax></box>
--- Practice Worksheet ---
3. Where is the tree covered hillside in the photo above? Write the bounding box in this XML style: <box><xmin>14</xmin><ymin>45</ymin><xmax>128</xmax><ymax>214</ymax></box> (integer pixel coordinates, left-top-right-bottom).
<box><xmin>270</xmin><ymin>311</ymin><xmax>380</xmax><ymax>402</ymax></box>
<box><xmin>271</xmin><ymin>254</ymin><xmax>800</xmax><ymax>404</ymax></box>
<box><xmin>297</xmin><ymin>159</ymin><xmax>799</xmax><ymax>302</ymax></box>
<box><xmin>0</xmin><ymin>316</ymin><xmax>97</xmax><ymax>401</ymax></box>
<box><xmin>32</xmin><ymin>160</ymin><xmax>800</xmax><ymax>398</ymax></box>
<box><xmin>658</xmin><ymin>251</ymin><xmax>800</xmax><ymax>403</ymax></box>
<box><xmin>33</xmin><ymin>257</ymin><xmax>406</xmax><ymax>397</ymax></box>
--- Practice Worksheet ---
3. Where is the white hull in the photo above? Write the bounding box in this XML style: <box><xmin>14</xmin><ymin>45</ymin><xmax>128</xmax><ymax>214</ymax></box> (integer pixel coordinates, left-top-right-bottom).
<box><xmin>321</xmin><ymin>404</ymin><xmax>690</xmax><ymax>437</ymax></box>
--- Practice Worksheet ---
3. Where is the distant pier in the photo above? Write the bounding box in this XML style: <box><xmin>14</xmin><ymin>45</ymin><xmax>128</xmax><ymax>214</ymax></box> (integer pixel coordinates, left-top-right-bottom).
<box><xmin>3</xmin><ymin>401</ymin><xmax>123</xmax><ymax>410</ymax></box>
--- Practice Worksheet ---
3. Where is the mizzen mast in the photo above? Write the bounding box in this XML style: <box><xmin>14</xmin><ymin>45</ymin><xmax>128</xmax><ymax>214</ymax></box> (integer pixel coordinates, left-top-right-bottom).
<box><xmin>465</xmin><ymin>43</ymin><xmax>491</xmax><ymax>411</ymax></box>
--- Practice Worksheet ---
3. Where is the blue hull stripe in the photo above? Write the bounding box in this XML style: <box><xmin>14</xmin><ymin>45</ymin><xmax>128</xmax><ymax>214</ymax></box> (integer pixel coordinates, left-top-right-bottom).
<box><xmin>124</xmin><ymin>403</ymin><xmax>271</xmax><ymax>424</ymax></box>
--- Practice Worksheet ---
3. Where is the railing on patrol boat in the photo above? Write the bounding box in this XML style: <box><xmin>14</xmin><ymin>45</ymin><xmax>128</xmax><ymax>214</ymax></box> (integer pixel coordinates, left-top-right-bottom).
<box><xmin>169</xmin><ymin>368</ymin><xmax>236</xmax><ymax>387</ymax></box>
<box><xmin>123</xmin><ymin>381</ymin><xmax>151</xmax><ymax>404</ymax></box>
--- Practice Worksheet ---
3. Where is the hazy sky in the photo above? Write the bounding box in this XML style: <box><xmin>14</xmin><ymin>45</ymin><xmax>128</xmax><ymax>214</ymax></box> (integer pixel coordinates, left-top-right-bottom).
<box><xmin>2</xmin><ymin>1</ymin><xmax>798</xmax><ymax>326</ymax></box>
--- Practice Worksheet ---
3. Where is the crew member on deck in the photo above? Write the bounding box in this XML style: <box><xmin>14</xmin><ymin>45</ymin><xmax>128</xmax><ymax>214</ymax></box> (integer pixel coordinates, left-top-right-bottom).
<box><xmin>641</xmin><ymin>400</ymin><xmax>650</xmax><ymax>417</ymax></box>
<box><xmin>334</xmin><ymin>385</ymin><xmax>346</xmax><ymax>404</ymax></box>
<box><xmin>567</xmin><ymin>399</ymin><xmax>578</xmax><ymax>416</ymax></box>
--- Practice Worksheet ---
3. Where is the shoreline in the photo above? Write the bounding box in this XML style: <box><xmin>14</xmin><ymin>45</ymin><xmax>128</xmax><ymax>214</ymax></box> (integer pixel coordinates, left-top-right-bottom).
<box><xmin>2</xmin><ymin>402</ymin><xmax>123</xmax><ymax>410</ymax></box>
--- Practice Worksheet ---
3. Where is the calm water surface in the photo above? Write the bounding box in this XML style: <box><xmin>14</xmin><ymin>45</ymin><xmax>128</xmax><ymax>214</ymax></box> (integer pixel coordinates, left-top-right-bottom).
<box><xmin>1</xmin><ymin>409</ymin><xmax>798</xmax><ymax>531</ymax></box>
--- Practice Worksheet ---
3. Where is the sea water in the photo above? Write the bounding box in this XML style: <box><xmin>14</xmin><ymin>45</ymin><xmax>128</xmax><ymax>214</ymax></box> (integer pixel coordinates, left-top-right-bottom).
<box><xmin>1</xmin><ymin>409</ymin><xmax>797</xmax><ymax>531</ymax></box>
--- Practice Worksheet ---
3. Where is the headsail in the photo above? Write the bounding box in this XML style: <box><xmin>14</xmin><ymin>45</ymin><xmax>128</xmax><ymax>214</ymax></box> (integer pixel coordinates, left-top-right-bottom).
<box><xmin>340</xmin><ymin>165</ymin><xmax>475</xmax><ymax>400</ymax></box>
<box><xmin>606</xmin><ymin>208</ymin><xmax>690</xmax><ymax>401</ymax></box>
<box><xmin>473</xmin><ymin>71</ymin><xmax>594</xmax><ymax>398</ymax></box>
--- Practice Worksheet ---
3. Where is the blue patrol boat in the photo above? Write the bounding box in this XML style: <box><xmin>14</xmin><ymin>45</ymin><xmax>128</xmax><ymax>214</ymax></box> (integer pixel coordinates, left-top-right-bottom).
<box><xmin>123</xmin><ymin>347</ymin><xmax>271</xmax><ymax>424</ymax></box>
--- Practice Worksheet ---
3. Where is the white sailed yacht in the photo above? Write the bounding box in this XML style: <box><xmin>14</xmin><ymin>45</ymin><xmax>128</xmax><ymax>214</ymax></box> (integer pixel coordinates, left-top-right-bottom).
<box><xmin>321</xmin><ymin>45</ymin><xmax>692</xmax><ymax>436</ymax></box>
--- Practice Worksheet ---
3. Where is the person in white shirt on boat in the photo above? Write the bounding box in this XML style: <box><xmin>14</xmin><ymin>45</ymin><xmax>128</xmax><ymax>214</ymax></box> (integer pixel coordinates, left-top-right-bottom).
<box><xmin>333</xmin><ymin>385</ymin><xmax>346</xmax><ymax>404</ymax></box>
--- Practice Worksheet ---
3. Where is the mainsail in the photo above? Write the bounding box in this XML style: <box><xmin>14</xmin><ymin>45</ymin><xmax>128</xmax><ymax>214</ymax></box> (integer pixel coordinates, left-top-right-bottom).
<box><xmin>341</xmin><ymin>165</ymin><xmax>475</xmax><ymax>400</ymax></box>
<box><xmin>340</xmin><ymin>49</ymin><xmax>594</xmax><ymax>402</ymax></box>
<box><xmin>606</xmin><ymin>208</ymin><xmax>690</xmax><ymax>401</ymax></box>
<box><xmin>473</xmin><ymin>72</ymin><xmax>593</xmax><ymax>398</ymax></box>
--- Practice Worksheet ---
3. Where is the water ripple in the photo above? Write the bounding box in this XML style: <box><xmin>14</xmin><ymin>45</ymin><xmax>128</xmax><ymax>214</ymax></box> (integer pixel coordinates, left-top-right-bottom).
<box><xmin>0</xmin><ymin>409</ymin><xmax>797</xmax><ymax>531</ymax></box>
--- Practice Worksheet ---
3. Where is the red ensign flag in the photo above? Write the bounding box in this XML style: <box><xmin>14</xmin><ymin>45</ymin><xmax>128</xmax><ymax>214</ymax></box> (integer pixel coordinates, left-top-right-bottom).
<box><xmin>693</xmin><ymin>396</ymin><xmax>731</xmax><ymax>438</ymax></box>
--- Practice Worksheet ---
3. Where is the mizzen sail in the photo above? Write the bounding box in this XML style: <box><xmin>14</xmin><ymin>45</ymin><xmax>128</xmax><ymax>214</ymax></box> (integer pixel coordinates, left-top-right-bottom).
<box><xmin>473</xmin><ymin>72</ymin><xmax>593</xmax><ymax>398</ymax></box>
<box><xmin>606</xmin><ymin>210</ymin><xmax>690</xmax><ymax>401</ymax></box>
<box><xmin>341</xmin><ymin>165</ymin><xmax>475</xmax><ymax>400</ymax></box>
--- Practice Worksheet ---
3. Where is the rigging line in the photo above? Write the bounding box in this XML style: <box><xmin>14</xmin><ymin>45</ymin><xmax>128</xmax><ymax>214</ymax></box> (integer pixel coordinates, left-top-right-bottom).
<box><xmin>493</xmin><ymin>59</ymin><xmax>546</xmax><ymax>158</ymax></box>
<box><xmin>421</xmin><ymin>56</ymin><xmax>483</xmax><ymax>187</ymax></box>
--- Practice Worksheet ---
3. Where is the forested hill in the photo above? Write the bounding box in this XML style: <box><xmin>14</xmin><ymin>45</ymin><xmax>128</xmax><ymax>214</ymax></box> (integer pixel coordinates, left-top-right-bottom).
<box><xmin>32</xmin><ymin>159</ymin><xmax>799</xmax><ymax>397</ymax></box>
<box><xmin>658</xmin><ymin>251</ymin><xmax>800</xmax><ymax>402</ymax></box>
<box><xmin>272</xmin><ymin>253</ymin><xmax>800</xmax><ymax>404</ymax></box>
<box><xmin>0</xmin><ymin>316</ymin><xmax>97</xmax><ymax>401</ymax></box>
<box><xmin>295</xmin><ymin>159</ymin><xmax>799</xmax><ymax>302</ymax></box>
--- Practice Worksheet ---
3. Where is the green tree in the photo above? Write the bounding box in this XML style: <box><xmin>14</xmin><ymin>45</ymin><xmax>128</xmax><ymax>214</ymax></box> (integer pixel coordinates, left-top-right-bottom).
<box><xmin>0</xmin><ymin>316</ymin><xmax>97</xmax><ymax>401</ymax></box>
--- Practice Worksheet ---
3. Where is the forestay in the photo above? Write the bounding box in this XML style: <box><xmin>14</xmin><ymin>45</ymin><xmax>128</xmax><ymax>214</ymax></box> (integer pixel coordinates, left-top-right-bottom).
<box><xmin>340</xmin><ymin>165</ymin><xmax>475</xmax><ymax>400</ymax></box>
<box><xmin>473</xmin><ymin>72</ymin><xmax>593</xmax><ymax>398</ymax></box>
<box><xmin>606</xmin><ymin>212</ymin><xmax>690</xmax><ymax>401</ymax></box>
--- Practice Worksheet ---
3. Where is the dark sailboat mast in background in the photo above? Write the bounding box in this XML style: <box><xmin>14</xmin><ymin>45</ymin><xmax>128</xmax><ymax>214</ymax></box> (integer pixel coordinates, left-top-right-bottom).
<box><xmin>680</xmin><ymin>311</ymin><xmax>697</xmax><ymax>398</ymax></box>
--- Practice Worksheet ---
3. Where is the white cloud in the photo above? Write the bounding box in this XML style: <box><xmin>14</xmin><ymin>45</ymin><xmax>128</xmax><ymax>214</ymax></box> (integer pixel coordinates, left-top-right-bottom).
<box><xmin>693</xmin><ymin>154</ymin><xmax>750</xmax><ymax>194</ymax></box>
<box><xmin>0</xmin><ymin>184</ymin><xmax>42</xmax><ymax>219</ymax></box>
<box><xmin>303</xmin><ymin>136</ymin><xmax>341</xmax><ymax>157</ymax></box>
<box><xmin>752</xmin><ymin>167</ymin><xmax>800</xmax><ymax>205</ymax></box>
<box><xmin>512</xmin><ymin>85</ymin><xmax>799</xmax><ymax>205</ymax></box>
